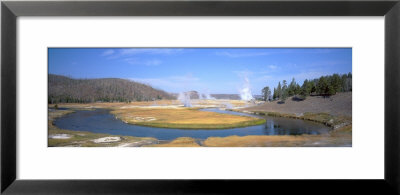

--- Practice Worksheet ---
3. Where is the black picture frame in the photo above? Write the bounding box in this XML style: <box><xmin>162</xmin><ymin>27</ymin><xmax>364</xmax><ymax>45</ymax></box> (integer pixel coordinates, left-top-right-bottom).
<box><xmin>1</xmin><ymin>0</ymin><xmax>399</xmax><ymax>194</ymax></box>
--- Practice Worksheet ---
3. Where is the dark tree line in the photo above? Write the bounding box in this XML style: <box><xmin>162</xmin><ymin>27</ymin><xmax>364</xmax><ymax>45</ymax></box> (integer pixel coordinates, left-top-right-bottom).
<box><xmin>264</xmin><ymin>73</ymin><xmax>352</xmax><ymax>102</ymax></box>
<box><xmin>48</xmin><ymin>74</ymin><xmax>174</xmax><ymax>104</ymax></box>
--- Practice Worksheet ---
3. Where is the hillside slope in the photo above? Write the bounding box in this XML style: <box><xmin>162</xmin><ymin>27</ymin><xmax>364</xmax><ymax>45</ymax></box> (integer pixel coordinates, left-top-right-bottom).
<box><xmin>48</xmin><ymin>74</ymin><xmax>174</xmax><ymax>103</ymax></box>
<box><xmin>242</xmin><ymin>92</ymin><xmax>352</xmax><ymax>117</ymax></box>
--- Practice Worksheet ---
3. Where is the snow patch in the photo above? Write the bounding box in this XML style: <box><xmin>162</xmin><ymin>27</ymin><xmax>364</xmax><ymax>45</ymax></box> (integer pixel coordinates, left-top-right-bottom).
<box><xmin>92</xmin><ymin>137</ymin><xmax>121</xmax><ymax>143</ymax></box>
<box><xmin>49</xmin><ymin>134</ymin><xmax>72</xmax><ymax>139</ymax></box>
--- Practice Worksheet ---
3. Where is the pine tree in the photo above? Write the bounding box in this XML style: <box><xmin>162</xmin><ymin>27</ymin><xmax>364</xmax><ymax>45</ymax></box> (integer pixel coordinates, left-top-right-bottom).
<box><xmin>301</xmin><ymin>79</ymin><xmax>314</xmax><ymax>96</ymax></box>
<box><xmin>262</xmin><ymin>86</ymin><xmax>271</xmax><ymax>101</ymax></box>
<box><xmin>300</xmin><ymin>79</ymin><xmax>308</xmax><ymax>96</ymax></box>
<box><xmin>277</xmin><ymin>82</ymin><xmax>282</xmax><ymax>99</ymax></box>
<box><xmin>273</xmin><ymin>88</ymin><xmax>277</xmax><ymax>100</ymax></box>
<box><xmin>281</xmin><ymin>80</ymin><xmax>288</xmax><ymax>101</ymax></box>
<box><xmin>327</xmin><ymin>84</ymin><xmax>336</xmax><ymax>95</ymax></box>
<box><xmin>331</xmin><ymin>73</ymin><xmax>341</xmax><ymax>93</ymax></box>
<box><xmin>295</xmin><ymin>84</ymin><xmax>301</xmax><ymax>95</ymax></box>
<box><xmin>317</xmin><ymin>76</ymin><xmax>328</xmax><ymax>95</ymax></box>
<box><xmin>288</xmin><ymin>78</ymin><xmax>297</xmax><ymax>96</ymax></box>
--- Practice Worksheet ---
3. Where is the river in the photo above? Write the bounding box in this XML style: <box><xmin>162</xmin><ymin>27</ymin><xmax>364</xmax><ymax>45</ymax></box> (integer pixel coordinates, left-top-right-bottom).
<box><xmin>53</xmin><ymin>108</ymin><xmax>331</xmax><ymax>140</ymax></box>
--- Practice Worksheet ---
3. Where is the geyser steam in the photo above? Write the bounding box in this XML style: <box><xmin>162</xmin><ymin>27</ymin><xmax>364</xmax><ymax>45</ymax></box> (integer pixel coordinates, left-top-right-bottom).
<box><xmin>178</xmin><ymin>92</ymin><xmax>192</xmax><ymax>107</ymax></box>
<box><xmin>203</xmin><ymin>91</ymin><xmax>215</xmax><ymax>100</ymax></box>
<box><xmin>239</xmin><ymin>76</ymin><xmax>254</xmax><ymax>101</ymax></box>
<box><xmin>223</xmin><ymin>101</ymin><xmax>233</xmax><ymax>109</ymax></box>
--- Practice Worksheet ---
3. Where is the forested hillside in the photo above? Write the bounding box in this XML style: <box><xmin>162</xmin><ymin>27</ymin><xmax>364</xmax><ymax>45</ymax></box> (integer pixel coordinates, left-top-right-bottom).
<box><xmin>261</xmin><ymin>73</ymin><xmax>352</xmax><ymax>101</ymax></box>
<box><xmin>48</xmin><ymin>74</ymin><xmax>174</xmax><ymax>103</ymax></box>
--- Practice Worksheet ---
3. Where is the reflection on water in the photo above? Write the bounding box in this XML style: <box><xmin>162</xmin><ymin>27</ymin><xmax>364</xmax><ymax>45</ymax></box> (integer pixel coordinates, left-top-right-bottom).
<box><xmin>53</xmin><ymin>108</ymin><xmax>331</xmax><ymax>140</ymax></box>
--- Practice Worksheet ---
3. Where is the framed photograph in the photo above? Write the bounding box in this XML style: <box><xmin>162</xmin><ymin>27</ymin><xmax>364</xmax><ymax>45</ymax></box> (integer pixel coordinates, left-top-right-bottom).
<box><xmin>47</xmin><ymin>47</ymin><xmax>352</xmax><ymax>147</ymax></box>
<box><xmin>2</xmin><ymin>0</ymin><xmax>399</xmax><ymax>194</ymax></box>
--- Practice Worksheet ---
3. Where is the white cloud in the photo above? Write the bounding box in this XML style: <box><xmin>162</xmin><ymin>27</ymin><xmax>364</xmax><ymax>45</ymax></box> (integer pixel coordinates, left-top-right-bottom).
<box><xmin>124</xmin><ymin>58</ymin><xmax>162</xmax><ymax>66</ymax></box>
<box><xmin>268</xmin><ymin>65</ymin><xmax>277</xmax><ymax>70</ymax></box>
<box><xmin>216</xmin><ymin>51</ymin><xmax>272</xmax><ymax>58</ymax></box>
<box><xmin>101</xmin><ymin>49</ymin><xmax>115</xmax><ymax>56</ymax></box>
<box><xmin>233</xmin><ymin>70</ymin><xmax>253</xmax><ymax>77</ymax></box>
<box><xmin>120</xmin><ymin>48</ymin><xmax>184</xmax><ymax>55</ymax></box>
<box><xmin>168</xmin><ymin>74</ymin><xmax>199</xmax><ymax>82</ymax></box>
<box><xmin>144</xmin><ymin>59</ymin><xmax>162</xmax><ymax>66</ymax></box>
<box><xmin>130</xmin><ymin>74</ymin><xmax>204</xmax><ymax>93</ymax></box>
<box><xmin>258</xmin><ymin>71</ymin><xmax>331</xmax><ymax>86</ymax></box>
<box><xmin>101</xmin><ymin>48</ymin><xmax>185</xmax><ymax>65</ymax></box>
<box><xmin>215</xmin><ymin>48</ymin><xmax>338</xmax><ymax>58</ymax></box>
<box><xmin>255</xmin><ymin>75</ymin><xmax>272</xmax><ymax>82</ymax></box>
<box><xmin>291</xmin><ymin>71</ymin><xmax>333</xmax><ymax>81</ymax></box>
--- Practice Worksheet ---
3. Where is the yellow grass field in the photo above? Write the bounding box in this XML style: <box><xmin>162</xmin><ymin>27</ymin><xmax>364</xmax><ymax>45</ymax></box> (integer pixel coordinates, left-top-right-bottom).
<box><xmin>145</xmin><ymin>125</ymin><xmax>351</xmax><ymax>147</ymax></box>
<box><xmin>111</xmin><ymin>108</ymin><xmax>266</xmax><ymax>129</ymax></box>
<box><xmin>203</xmin><ymin>125</ymin><xmax>352</xmax><ymax>147</ymax></box>
<box><xmin>146</xmin><ymin>137</ymin><xmax>200</xmax><ymax>147</ymax></box>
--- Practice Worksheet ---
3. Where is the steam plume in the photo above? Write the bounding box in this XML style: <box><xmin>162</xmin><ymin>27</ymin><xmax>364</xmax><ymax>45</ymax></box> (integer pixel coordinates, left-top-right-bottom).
<box><xmin>239</xmin><ymin>76</ymin><xmax>254</xmax><ymax>101</ymax></box>
<box><xmin>178</xmin><ymin>92</ymin><xmax>192</xmax><ymax>107</ymax></box>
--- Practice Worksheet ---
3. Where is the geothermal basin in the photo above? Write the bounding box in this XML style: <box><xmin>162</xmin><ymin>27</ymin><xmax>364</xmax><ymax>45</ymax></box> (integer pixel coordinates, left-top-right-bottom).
<box><xmin>53</xmin><ymin>108</ymin><xmax>331</xmax><ymax>141</ymax></box>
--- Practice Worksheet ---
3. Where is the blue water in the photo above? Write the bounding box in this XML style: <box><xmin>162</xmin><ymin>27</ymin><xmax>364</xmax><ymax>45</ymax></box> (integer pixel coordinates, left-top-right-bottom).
<box><xmin>53</xmin><ymin>108</ymin><xmax>331</xmax><ymax>140</ymax></box>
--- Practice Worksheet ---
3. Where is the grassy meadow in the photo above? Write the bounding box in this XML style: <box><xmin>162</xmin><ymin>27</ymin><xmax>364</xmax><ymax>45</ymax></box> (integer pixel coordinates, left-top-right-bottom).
<box><xmin>111</xmin><ymin>107</ymin><xmax>266</xmax><ymax>129</ymax></box>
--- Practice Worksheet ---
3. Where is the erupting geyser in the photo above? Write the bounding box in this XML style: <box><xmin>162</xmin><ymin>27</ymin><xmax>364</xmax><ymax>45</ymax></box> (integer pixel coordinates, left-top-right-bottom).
<box><xmin>240</xmin><ymin>88</ymin><xmax>253</xmax><ymax>101</ymax></box>
<box><xmin>178</xmin><ymin>92</ymin><xmax>192</xmax><ymax>107</ymax></box>
<box><xmin>200</xmin><ymin>89</ymin><xmax>215</xmax><ymax>100</ymax></box>
<box><xmin>204</xmin><ymin>92</ymin><xmax>215</xmax><ymax>100</ymax></box>
<box><xmin>239</xmin><ymin>76</ymin><xmax>254</xmax><ymax>101</ymax></box>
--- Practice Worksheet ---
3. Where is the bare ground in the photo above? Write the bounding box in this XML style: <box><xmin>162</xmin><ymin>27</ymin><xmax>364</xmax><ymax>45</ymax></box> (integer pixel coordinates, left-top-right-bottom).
<box><xmin>243</xmin><ymin>92</ymin><xmax>352</xmax><ymax>117</ymax></box>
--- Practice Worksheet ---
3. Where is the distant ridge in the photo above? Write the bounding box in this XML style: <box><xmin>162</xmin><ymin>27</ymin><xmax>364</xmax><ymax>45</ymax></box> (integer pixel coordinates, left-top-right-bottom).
<box><xmin>170</xmin><ymin>91</ymin><xmax>242</xmax><ymax>100</ymax></box>
<box><xmin>48</xmin><ymin>74</ymin><xmax>174</xmax><ymax>103</ymax></box>
<box><xmin>211</xmin><ymin>94</ymin><xmax>241</xmax><ymax>100</ymax></box>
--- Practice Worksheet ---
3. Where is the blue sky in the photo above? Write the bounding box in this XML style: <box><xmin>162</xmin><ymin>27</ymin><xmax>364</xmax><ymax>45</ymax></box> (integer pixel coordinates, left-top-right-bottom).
<box><xmin>48</xmin><ymin>48</ymin><xmax>352</xmax><ymax>95</ymax></box>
